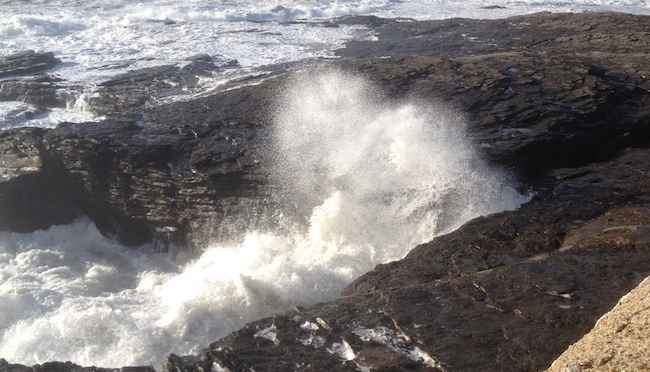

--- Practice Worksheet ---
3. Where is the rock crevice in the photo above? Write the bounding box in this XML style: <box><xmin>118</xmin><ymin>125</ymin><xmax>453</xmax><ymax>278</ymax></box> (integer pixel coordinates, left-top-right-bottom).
<box><xmin>0</xmin><ymin>11</ymin><xmax>649</xmax><ymax>372</ymax></box>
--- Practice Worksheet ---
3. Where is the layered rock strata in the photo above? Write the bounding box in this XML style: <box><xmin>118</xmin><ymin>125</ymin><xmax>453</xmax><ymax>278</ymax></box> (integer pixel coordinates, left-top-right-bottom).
<box><xmin>162</xmin><ymin>147</ymin><xmax>650</xmax><ymax>371</ymax></box>
<box><xmin>0</xmin><ymin>11</ymin><xmax>649</xmax><ymax>372</ymax></box>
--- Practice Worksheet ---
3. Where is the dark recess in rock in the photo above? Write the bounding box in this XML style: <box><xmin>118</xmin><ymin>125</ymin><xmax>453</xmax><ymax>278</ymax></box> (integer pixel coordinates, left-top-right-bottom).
<box><xmin>0</xmin><ymin>11</ymin><xmax>649</xmax><ymax>372</ymax></box>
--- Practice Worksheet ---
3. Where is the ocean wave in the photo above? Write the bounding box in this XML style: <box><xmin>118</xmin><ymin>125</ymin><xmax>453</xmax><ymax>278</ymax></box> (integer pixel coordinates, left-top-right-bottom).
<box><xmin>0</xmin><ymin>15</ymin><xmax>84</xmax><ymax>37</ymax></box>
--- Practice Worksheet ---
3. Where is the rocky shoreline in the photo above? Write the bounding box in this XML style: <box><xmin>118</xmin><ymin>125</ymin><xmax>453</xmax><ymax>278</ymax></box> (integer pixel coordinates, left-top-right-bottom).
<box><xmin>1</xmin><ymin>11</ymin><xmax>649</xmax><ymax>371</ymax></box>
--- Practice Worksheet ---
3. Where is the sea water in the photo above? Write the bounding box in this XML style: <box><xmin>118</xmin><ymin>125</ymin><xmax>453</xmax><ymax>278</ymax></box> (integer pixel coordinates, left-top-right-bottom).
<box><xmin>1</xmin><ymin>0</ymin><xmax>648</xmax><ymax>127</ymax></box>
<box><xmin>0</xmin><ymin>0</ymin><xmax>648</xmax><ymax>368</ymax></box>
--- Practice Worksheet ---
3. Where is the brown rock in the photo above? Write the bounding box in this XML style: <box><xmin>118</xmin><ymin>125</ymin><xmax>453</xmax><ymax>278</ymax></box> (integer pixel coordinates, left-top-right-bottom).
<box><xmin>547</xmin><ymin>275</ymin><xmax>650</xmax><ymax>372</ymax></box>
<box><xmin>1</xmin><ymin>11</ymin><xmax>650</xmax><ymax>371</ymax></box>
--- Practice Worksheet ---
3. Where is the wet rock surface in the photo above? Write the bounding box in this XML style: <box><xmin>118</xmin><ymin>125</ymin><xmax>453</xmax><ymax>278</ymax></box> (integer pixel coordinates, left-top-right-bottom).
<box><xmin>0</xmin><ymin>51</ymin><xmax>61</xmax><ymax>79</ymax></box>
<box><xmin>0</xmin><ymin>359</ymin><xmax>154</xmax><ymax>372</ymax></box>
<box><xmin>1</xmin><ymin>11</ymin><xmax>650</xmax><ymax>372</ymax></box>
<box><xmin>547</xmin><ymin>275</ymin><xmax>650</xmax><ymax>371</ymax></box>
<box><xmin>339</xmin><ymin>11</ymin><xmax>650</xmax><ymax>179</ymax></box>
<box><xmin>89</xmin><ymin>55</ymin><xmax>240</xmax><ymax>116</ymax></box>
<box><xmin>0</xmin><ymin>51</ymin><xmax>67</xmax><ymax>127</ymax></box>
<box><xmin>168</xmin><ymin>147</ymin><xmax>650</xmax><ymax>372</ymax></box>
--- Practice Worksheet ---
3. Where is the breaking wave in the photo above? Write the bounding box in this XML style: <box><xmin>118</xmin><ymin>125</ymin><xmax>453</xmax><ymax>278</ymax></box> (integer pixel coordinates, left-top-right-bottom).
<box><xmin>0</xmin><ymin>70</ymin><xmax>529</xmax><ymax>368</ymax></box>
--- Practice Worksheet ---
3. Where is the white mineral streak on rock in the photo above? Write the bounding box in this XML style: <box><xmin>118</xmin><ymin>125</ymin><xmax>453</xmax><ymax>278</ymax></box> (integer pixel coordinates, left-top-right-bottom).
<box><xmin>254</xmin><ymin>324</ymin><xmax>278</xmax><ymax>344</ymax></box>
<box><xmin>353</xmin><ymin>326</ymin><xmax>406</xmax><ymax>350</ymax></box>
<box><xmin>353</xmin><ymin>326</ymin><xmax>447</xmax><ymax>369</ymax></box>
<box><xmin>211</xmin><ymin>362</ymin><xmax>230</xmax><ymax>372</ymax></box>
<box><xmin>300</xmin><ymin>321</ymin><xmax>320</xmax><ymax>331</ymax></box>
<box><xmin>328</xmin><ymin>338</ymin><xmax>355</xmax><ymax>361</ymax></box>
<box><xmin>299</xmin><ymin>335</ymin><xmax>326</xmax><ymax>348</ymax></box>
<box><xmin>409</xmin><ymin>346</ymin><xmax>447</xmax><ymax>371</ymax></box>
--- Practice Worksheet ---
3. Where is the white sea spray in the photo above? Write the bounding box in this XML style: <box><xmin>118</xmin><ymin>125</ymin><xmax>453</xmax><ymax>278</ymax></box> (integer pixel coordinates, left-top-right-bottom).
<box><xmin>0</xmin><ymin>69</ymin><xmax>533</xmax><ymax>368</ymax></box>
<box><xmin>2</xmin><ymin>0</ymin><xmax>646</xmax><ymax>366</ymax></box>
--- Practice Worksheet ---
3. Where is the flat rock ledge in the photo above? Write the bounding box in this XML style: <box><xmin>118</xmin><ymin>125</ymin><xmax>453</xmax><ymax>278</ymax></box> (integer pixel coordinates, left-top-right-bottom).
<box><xmin>0</xmin><ymin>11</ymin><xmax>650</xmax><ymax>372</ymax></box>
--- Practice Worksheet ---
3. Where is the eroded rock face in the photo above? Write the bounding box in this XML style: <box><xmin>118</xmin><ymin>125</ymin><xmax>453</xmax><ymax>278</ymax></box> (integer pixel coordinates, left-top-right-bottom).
<box><xmin>0</xmin><ymin>127</ymin><xmax>81</xmax><ymax>232</ymax></box>
<box><xmin>167</xmin><ymin>148</ymin><xmax>650</xmax><ymax>372</ymax></box>
<box><xmin>0</xmin><ymin>75</ymin><xmax>65</xmax><ymax>108</ymax></box>
<box><xmin>0</xmin><ymin>11</ymin><xmax>649</xmax><ymax>372</ymax></box>
<box><xmin>0</xmin><ymin>51</ymin><xmax>61</xmax><ymax>79</ymax></box>
<box><xmin>0</xmin><ymin>52</ymin><xmax>67</xmax><ymax>129</ymax></box>
<box><xmin>339</xmin><ymin>11</ymin><xmax>650</xmax><ymax>179</ymax></box>
<box><xmin>36</xmin><ymin>112</ymin><xmax>269</xmax><ymax>248</ymax></box>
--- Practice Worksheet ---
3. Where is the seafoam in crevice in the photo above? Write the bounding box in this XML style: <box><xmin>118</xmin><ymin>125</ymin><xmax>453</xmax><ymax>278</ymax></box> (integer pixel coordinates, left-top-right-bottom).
<box><xmin>0</xmin><ymin>70</ymin><xmax>530</xmax><ymax>369</ymax></box>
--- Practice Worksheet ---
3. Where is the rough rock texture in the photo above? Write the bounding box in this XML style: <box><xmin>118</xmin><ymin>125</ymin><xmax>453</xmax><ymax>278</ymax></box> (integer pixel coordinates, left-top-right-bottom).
<box><xmin>0</xmin><ymin>74</ymin><xmax>278</xmax><ymax>247</ymax></box>
<box><xmin>165</xmin><ymin>148</ymin><xmax>650</xmax><ymax>372</ymax></box>
<box><xmin>0</xmin><ymin>11</ymin><xmax>650</xmax><ymax>372</ymax></box>
<box><xmin>0</xmin><ymin>359</ymin><xmax>154</xmax><ymax>372</ymax></box>
<box><xmin>0</xmin><ymin>127</ymin><xmax>80</xmax><ymax>232</ymax></box>
<box><xmin>0</xmin><ymin>74</ymin><xmax>65</xmax><ymax>108</ymax></box>
<box><xmin>338</xmin><ymin>11</ymin><xmax>650</xmax><ymax>179</ymax></box>
<box><xmin>547</xmin><ymin>276</ymin><xmax>650</xmax><ymax>371</ymax></box>
<box><xmin>88</xmin><ymin>55</ymin><xmax>240</xmax><ymax>116</ymax></box>
<box><xmin>0</xmin><ymin>51</ymin><xmax>61</xmax><ymax>79</ymax></box>
<box><xmin>0</xmin><ymin>51</ymin><xmax>65</xmax><ymax>109</ymax></box>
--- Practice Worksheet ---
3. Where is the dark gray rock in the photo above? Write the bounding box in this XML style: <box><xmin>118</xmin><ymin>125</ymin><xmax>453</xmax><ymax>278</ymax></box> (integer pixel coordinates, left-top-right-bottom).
<box><xmin>88</xmin><ymin>55</ymin><xmax>242</xmax><ymax>117</ymax></box>
<box><xmin>0</xmin><ymin>127</ymin><xmax>81</xmax><ymax>232</ymax></box>
<box><xmin>0</xmin><ymin>358</ymin><xmax>155</xmax><ymax>372</ymax></box>
<box><xmin>0</xmin><ymin>51</ymin><xmax>61</xmax><ymax>79</ymax></box>
<box><xmin>1</xmin><ymin>11</ymin><xmax>650</xmax><ymax>371</ymax></box>
<box><xmin>0</xmin><ymin>51</ymin><xmax>66</xmax><ymax>112</ymax></box>
<box><xmin>337</xmin><ymin>11</ymin><xmax>650</xmax><ymax>180</ymax></box>
<box><xmin>89</xmin><ymin>65</ymin><xmax>202</xmax><ymax>116</ymax></box>
<box><xmin>0</xmin><ymin>75</ymin><xmax>66</xmax><ymax>108</ymax></box>
<box><xmin>173</xmin><ymin>148</ymin><xmax>650</xmax><ymax>372</ymax></box>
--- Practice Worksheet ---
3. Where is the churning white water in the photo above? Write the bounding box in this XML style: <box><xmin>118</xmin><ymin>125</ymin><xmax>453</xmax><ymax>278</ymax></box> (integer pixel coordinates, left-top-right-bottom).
<box><xmin>0</xmin><ymin>70</ymin><xmax>529</xmax><ymax>368</ymax></box>
<box><xmin>1</xmin><ymin>0</ymin><xmax>648</xmax><ymax>128</ymax></box>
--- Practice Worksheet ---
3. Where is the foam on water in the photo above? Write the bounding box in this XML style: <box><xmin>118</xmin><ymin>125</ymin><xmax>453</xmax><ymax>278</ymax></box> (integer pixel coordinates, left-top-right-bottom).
<box><xmin>0</xmin><ymin>1</ymin><xmax>369</xmax><ymax>81</ymax></box>
<box><xmin>2</xmin><ymin>1</ymin><xmax>648</xmax><ymax>105</ymax></box>
<box><xmin>1</xmin><ymin>0</ymin><xmax>648</xmax><ymax>129</ymax></box>
<box><xmin>1</xmin><ymin>0</ymin><xmax>647</xmax><ymax>367</ymax></box>
<box><xmin>0</xmin><ymin>91</ymin><xmax>100</xmax><ymax>129</ymax></box>
<box><xmin>0</xmin><ymin>70</ymin><xmax>530</xmax><ymax>368</ymax></box>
